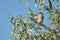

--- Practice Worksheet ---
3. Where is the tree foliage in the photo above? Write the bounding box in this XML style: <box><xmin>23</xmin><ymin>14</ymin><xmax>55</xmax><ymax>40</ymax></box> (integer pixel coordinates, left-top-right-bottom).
<box><xmin>10</xmin><ymin>0</ymin><xmax>60</xmax><ymax>40</ymax></box>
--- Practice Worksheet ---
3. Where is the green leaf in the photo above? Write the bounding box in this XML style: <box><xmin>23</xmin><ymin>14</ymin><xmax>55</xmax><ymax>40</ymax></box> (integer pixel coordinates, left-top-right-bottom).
<box><xmin>40</xmin><ymin>0</ymin><xmax>44</xmax><ymax>5</ymax></box>
<box><xmin>10</xmin><ymin>16</ymin><xmax>14</xmax><ymax>24</ymax></box>
<box><xmin>48</xmin><ymin>0</ymin><xmax>53</xmax><ymax>9</ymax></box>
<box><xmin>26</xmin><ymin>0</ymin><xmax>29</xmax><ymax>5</ymax></box>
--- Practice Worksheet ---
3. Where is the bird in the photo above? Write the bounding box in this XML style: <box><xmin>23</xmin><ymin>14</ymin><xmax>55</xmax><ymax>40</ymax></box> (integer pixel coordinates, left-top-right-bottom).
<box><xmin>36</xmin><ymin>12</ymin><xmax>44</xmax><ymax>29</ymax></box>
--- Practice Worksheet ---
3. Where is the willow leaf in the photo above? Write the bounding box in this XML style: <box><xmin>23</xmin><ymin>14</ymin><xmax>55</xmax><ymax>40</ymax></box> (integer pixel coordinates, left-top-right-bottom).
<box><xmin>10</xmin><ymin>16</ymin><xmax>14</xmax><ymax>24</ymax></box>
<box><xmin>40</xmin><ymin>0</ymin><xmax>44</xmax><ymax>5</ymax></box>
<box><xmin>26</xmin><ymin>0</ymin><xmax>29</xmax><ymax>5</ymax></box>
<box><xmin>48</xmin><ymin>0</ymin><xmax>53</xmax><ymax>9</ymax></box>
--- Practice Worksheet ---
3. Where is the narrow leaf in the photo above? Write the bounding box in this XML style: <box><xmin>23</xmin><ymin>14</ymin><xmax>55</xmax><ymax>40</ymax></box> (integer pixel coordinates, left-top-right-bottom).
<box><xmin>48</xmin><ymin>0</ymin><xmax>53</xmax><ymax>9</ymax></box>
<box><xmin>26</xmin><ymin>0</ymin><xmax>29</xmax><ymax>5</ymax></box>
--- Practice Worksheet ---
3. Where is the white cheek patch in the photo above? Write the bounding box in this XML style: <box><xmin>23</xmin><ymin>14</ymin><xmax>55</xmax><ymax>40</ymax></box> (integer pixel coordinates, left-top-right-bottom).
<box><xmin>37</xmin><ymin>18</ymin><xmax>42</xmax><ymax>23</ymax></box>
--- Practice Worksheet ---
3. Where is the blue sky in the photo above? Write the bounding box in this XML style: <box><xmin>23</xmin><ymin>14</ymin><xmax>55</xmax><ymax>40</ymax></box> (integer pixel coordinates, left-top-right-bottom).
<box><xmin>0</xmin><ymin>0</ymin><xmax>57</xmax><ymax>40</ymax></box>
